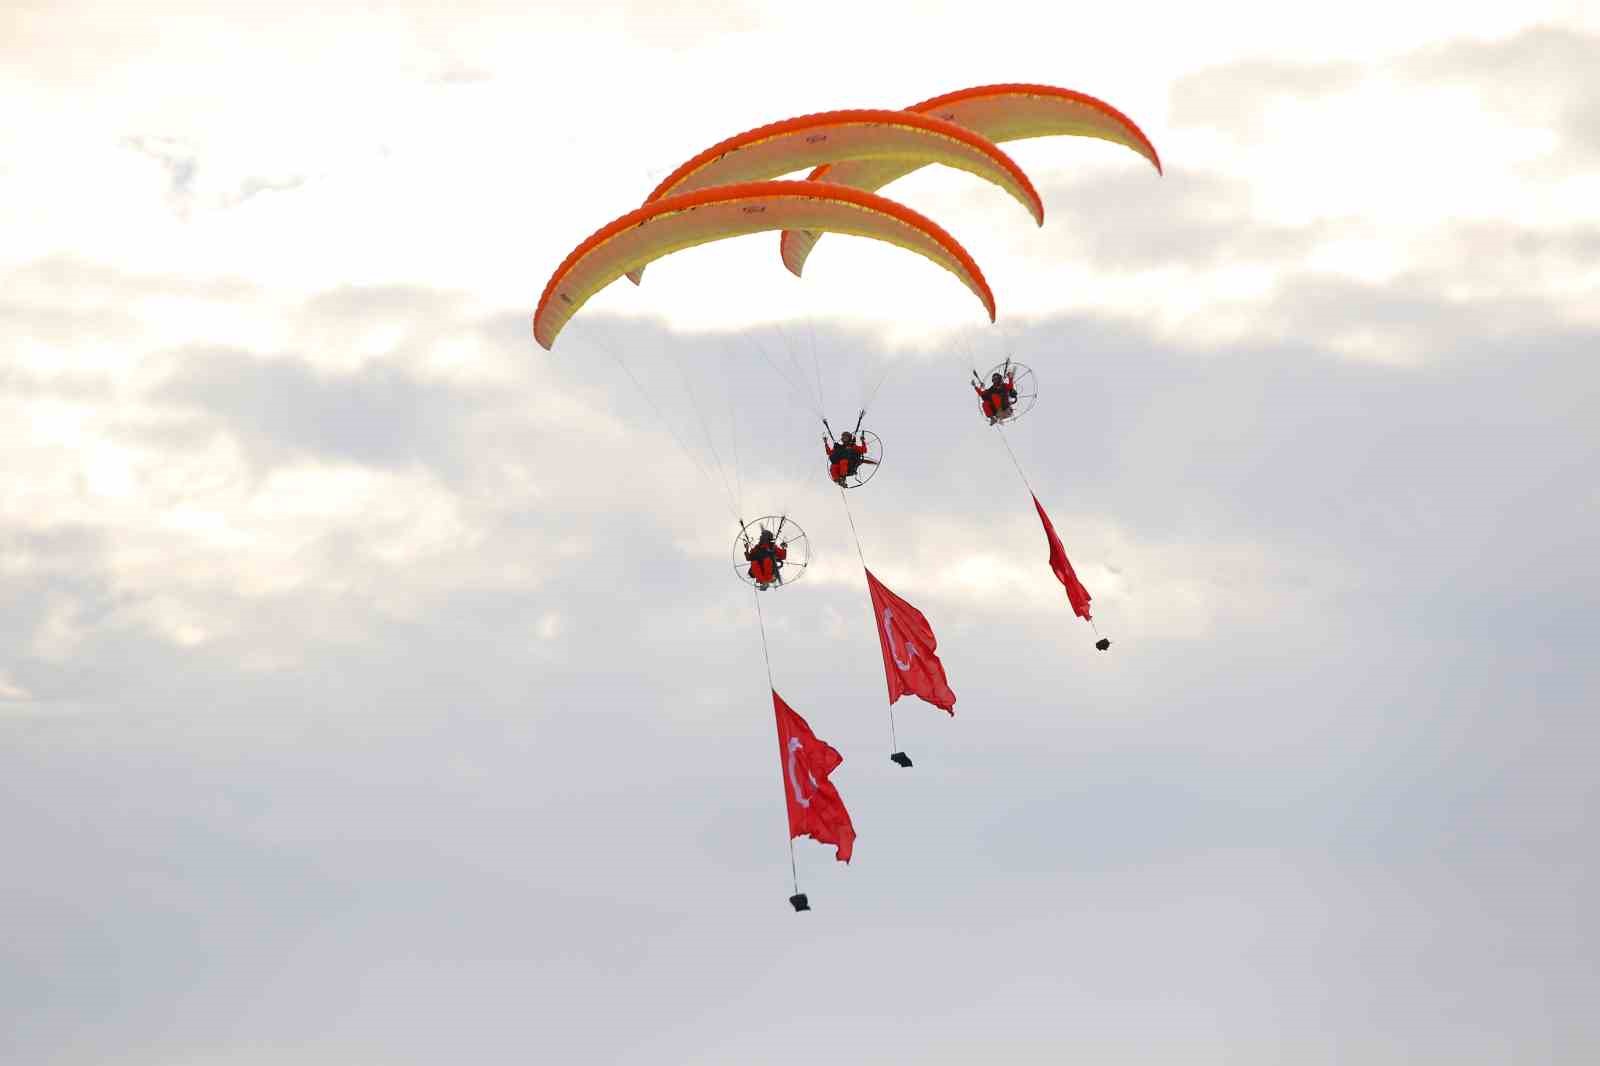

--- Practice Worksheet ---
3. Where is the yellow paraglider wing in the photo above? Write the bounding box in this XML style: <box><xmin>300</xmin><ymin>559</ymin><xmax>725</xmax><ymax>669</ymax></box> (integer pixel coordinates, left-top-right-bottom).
<box><xmin>533</xmin><ymin>180</ymin><xmax>995</xmax><ymax>351</ymax></box>
<box><xmin>780</xmin><ymin>83</ymin><xmax>1161</xmax><ymax>277</ymax></box>
<box><xmin>625</xmin><ymin>109</ymin><xmax>1042</xmax><ymax>284</ymax></box>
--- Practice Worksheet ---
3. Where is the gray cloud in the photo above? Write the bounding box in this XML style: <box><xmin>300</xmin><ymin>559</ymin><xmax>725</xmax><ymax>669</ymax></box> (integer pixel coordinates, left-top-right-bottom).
<box><xmin>124</xmin><ymin>135</ymin><xmax>197</xmax><ymax>198</ymax></box>
<box><xmin>1169</xmin><ymin>26</ymin><xmax>1600</xmax><ymax>165</ymax></box>
<box><xmin>1027</xmin><ymin>166</ymin><xmax>1600</xmax><ymax>304</ymax></box>
<box><xmin>154</xmin><ymin>347</ymin><xmax>475</xmax><ymax>479</ymax></box>
<box><xmin>4</xmin><ymin>256</ymin><xmax>261</xmax><ymax>310</ymax></box>
<box><xmin>1170</xmin><ymin>58</ymin><xmax>1362</xmax><ymax>137</ymax></box>
<box><xmin>116</xmin><ymin>136</ymin><xmax>308</xmax><ymax>215</ymax></box>
<box><xmin>1404</xmin><ymin>26</ymin><xmax>1600</xmax><ymax>158</ymax></box>
<box><xmin>6</xmin><ymin>280</ymin><xmax>1597</xmax><ymax>1062</ymax></box>
<box><xmin>6</xmin><ymin>17</ymin><xmax>1599</xmax><ymax>1054</ymax></box>
<box><xmin>230</xmin><ymin>174</ymin><xmax>308</xmax><ymax>205</ymax></box>
<box><xmin>1029</xmin><ymin>168</ymin><xmax>1329</xmax><ymax>271</ymax></box>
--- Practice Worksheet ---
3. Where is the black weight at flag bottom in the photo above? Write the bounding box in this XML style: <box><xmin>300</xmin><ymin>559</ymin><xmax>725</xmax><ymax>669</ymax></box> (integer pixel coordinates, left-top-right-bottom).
<box><xmin>789</xmin><ymin>893</ymin><xmax>811</xmax><ymax>912</ymax></box>
<box><xmin>1095</xmin><ymin>637</ymin><xmax>1111</xmax><ymax>651</ymax></box>
<box><xmin>889</xmin><ymin>752</ymin><xmax>914</xmax><ymax>768</ymax></box>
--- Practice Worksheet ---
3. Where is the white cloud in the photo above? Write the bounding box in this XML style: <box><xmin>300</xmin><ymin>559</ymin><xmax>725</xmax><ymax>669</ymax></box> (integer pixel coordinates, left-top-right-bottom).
<box><xmin>0</xmin><ymin>671</ymin><xmax>31</xmax><ymax>701</ymax></box>
<box><xmin>4</xmin><ymin>8</ymin><xmax>1598</xmax><ymax>1065</ymax></box>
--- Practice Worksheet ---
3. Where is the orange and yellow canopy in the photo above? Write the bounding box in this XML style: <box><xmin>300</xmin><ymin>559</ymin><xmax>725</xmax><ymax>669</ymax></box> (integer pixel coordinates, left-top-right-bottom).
<box><xmin>627</xmin><ymin>108</ymin><xmax>1043</xmax><ymax>285</ymax></box>
<box><xmin>533</xmin><ymin>180</ymin><xmax>994</xmax><ymax>351</ymax></box>
<box><xmin>780</xmin><ymin>84</ymin><xmax>1161</xmax><ymax>277</ymax></box>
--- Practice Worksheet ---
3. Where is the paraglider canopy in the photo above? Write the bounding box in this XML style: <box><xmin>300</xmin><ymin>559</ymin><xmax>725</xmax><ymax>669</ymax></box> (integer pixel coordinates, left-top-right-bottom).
<box><xmin>532</xmin><ymin>180</ymin><xmax>996</xmax><ymax>351</ymax></box>
<box><xmin>626</xmin><ymin>107</ymin><xmax>1045</xmax><ymax>284</ymax></box>
<box><xmin>780</xmin><ymin>82</ymin><xmax>1161</xmax><ymax>277</ymax></box>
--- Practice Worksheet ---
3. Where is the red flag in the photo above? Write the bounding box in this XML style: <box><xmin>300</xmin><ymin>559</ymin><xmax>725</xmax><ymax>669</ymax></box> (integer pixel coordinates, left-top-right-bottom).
<box><xmin>864</xmin><ymin>568</ymin><xmax>957</xmax><ymax>715</ymax></box>
<box><xmin>773</xmin><ymin>690</ymin><xmax>855</xmax><ymax>863</ymax></box>
<box><xmin>1033</xmin><ymin>493</ymin><xmax>1093</xmax><ymax>620</ymax></box>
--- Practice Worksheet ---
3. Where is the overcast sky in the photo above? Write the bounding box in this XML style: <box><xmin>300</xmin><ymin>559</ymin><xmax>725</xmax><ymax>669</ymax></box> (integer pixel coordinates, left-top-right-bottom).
<box><xmin>4</xmin><ymin>3</ymin><xmax>1598</xmax><ymax>1064</ymax></box>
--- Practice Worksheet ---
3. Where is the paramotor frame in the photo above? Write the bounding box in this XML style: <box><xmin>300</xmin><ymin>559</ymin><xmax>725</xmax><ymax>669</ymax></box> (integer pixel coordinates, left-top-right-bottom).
<box><xmin>734</xmin><ymin>515</ymin><xmax>810</xmax><ymax>591</ymax></box>
<box><xmin>836</xmin><ymin>430</ymin><xmax>883</xmax><ymax>490</ymax></box>
<box><xmin>984</xmin><ymin>359</ymin><xmax>1038</xmax><ymax>425</ymax></box>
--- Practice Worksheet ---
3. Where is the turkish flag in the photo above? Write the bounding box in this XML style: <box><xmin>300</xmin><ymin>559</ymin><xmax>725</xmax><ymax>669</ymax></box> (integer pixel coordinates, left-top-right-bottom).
<box><xmin>773</xmin><ymin>691</ymin><xmax>856</xmax><ymax>863</ymax></box>
<box><xmin>864</xmin><ymin>568</ymin><xmax>957</xmax><ymax>715</ymax></box>
<box><xmin>1033</xmin><ymin>494</ymin><xmax>1093</xmax><ymax>620</ymax></box>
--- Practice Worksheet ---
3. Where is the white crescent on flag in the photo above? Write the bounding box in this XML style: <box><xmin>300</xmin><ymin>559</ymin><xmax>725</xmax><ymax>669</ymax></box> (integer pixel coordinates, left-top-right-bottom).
<box><xmin>881</xmin><ymin>606</ymin><xmax>920</xmax><ymax>672</ymax></box>
<box><xmin>787</xmin><ymin>736</ymin><xmax>817</xmax><ymax>808</ymax></box>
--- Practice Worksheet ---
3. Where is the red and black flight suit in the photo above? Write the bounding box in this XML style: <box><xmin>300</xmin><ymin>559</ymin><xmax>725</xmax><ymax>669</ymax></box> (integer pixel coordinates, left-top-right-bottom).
<box><xmin>745</xmin><ymin>538</ymin><xmax>787</xmax><ymax>585</ymax></box>
<box><xmin>976</xmin><ymin>375</ymin><xmax>1017</xmax><ymax>420</ymax></box>
<box><xmin>827</xmin><ymin>438</ymin><xmax>869</xmax><ymax>483</ymax></box>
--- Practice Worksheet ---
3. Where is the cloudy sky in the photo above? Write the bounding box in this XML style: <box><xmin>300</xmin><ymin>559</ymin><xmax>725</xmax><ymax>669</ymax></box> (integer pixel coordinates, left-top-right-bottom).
<box><xmin>4</xmin><ymin>2</ymin><xmax>1598</xmax><ymax>1063</ymax></box>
